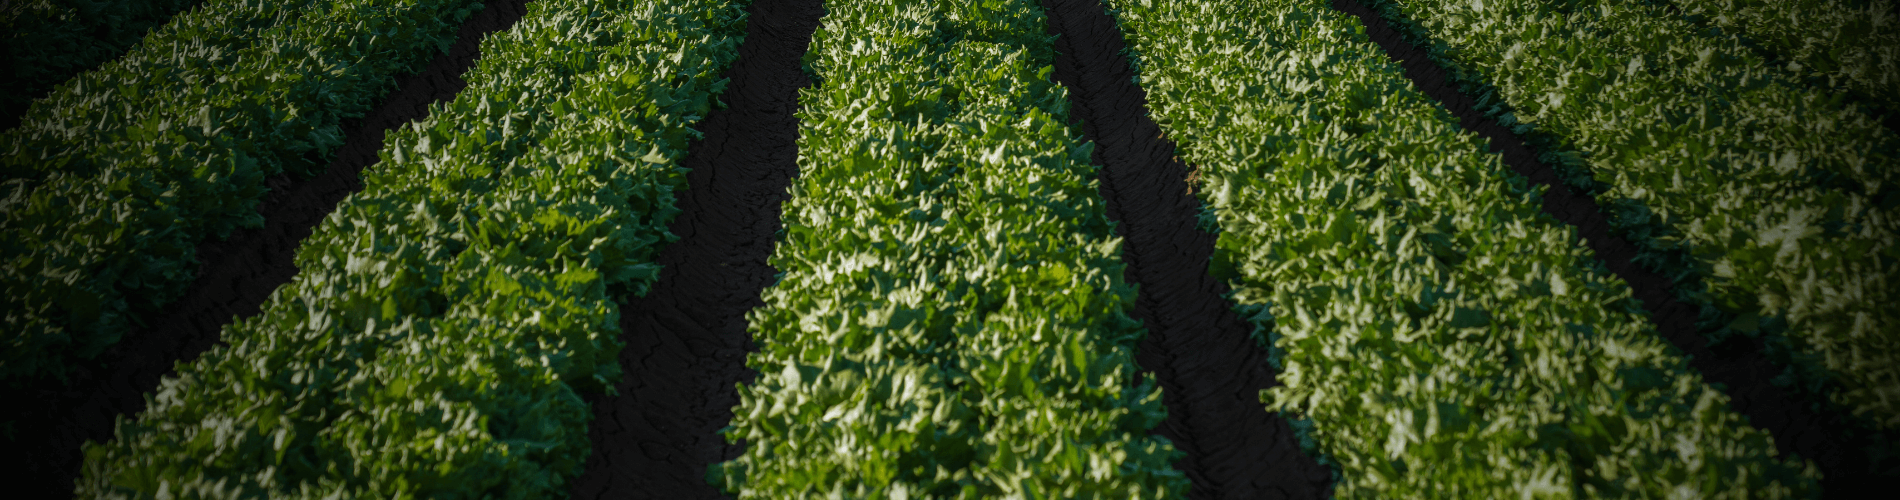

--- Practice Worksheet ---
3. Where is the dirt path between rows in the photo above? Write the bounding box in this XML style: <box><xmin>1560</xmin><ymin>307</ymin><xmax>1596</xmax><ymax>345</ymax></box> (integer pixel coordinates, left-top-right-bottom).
<box><xmin>0</xmin><ymin>0</ymin><xmax>528</xmax><ymax>495</ymax></box>
<box><xmin>567</xmin><ymin>0</ymin><xmax>821</xmax><ymax>497</ymax></box>
<box><xmin>1332</xmin><ymin>0</ymin><xmax>1892</xmax><ymax>494</ymax></box>
<box><xmin>1039</xmin><ymin>1</ymin><xmax>1336</xmax><ymax>498</ymax></box>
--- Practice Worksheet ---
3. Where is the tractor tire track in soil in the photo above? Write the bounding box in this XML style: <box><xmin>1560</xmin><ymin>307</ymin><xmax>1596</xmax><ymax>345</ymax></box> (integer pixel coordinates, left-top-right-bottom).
<box><xmin>567</xmin><ymin>0</ymin><xmax>820</xmax><ymax>497</ymax></box>
<box><xmin>1041</xmin><ymin>1</ymin><xmax>1335</xmax><ymax>498</ymax></box>
<box><xmin>0</xmin><ymin>0</ymin><xmax>528</xmax><ymax>496</ymax></box>
<box><xmin>1332</xmin><ymin>0</ymin><xmax>1893</xmax><ymax>495</ymax></box>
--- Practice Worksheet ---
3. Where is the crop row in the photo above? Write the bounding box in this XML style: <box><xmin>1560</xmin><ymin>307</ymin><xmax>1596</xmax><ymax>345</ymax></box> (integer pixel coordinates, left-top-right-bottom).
<box><xmin>1104</xmin><ymin>0</ymin><xmax>1817</xmax><ymax>496</ymax></box>
<box><xmin>1662</xmin><ymin>0</ymin><xmax>1900</xmax><ymax>118</ymax></box>
<box><xmin>6</xmin><ymin>0</ymin><xmax>1887</xmax><ymax>496</ymax></box>
<box><xmin>1</xmin><ymin>0</ymin><xmax>482</xmax><ymax>387</ymax></box>
<box><xmin>706</xmin><ymin>0</ymin><xmax>1188</xmax><ymax>497</ymax></box>
<box><xmin>1363</xmin><ymin>0</ymin><xmax>1900</xmax><ymax>430</ymax></box>
<box><xmin>74</xmin><ymin>0</ymin><xmax>748</xmax><ymax>496</ymax></box>
<box><xmin>1</xmin><ymin>0</ymin><xmax>206</xmax><ymax>127</ymax></box>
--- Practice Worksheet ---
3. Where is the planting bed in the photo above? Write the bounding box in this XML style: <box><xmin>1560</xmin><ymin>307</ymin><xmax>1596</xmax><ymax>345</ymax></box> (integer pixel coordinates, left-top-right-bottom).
<box><xmin>0</xmin><ymin>0</ymin><xmax>527</xmax><ymax>496</ymax></box>
<box><xmin>1</xmin><ymin>0</ymin><xmax>207</xmax><ymax>130</ymax></box>
<box><xmin>1041</xmin><ymin>0</ymin><xmax>1333</xmax><ymax>498</ymax></box>
<box><xmin>567</xmin><ymin>0</ymin><xmax>821</xmax><ymax>497</ymax></box>
<box><xmin>1</xmin><ymin>0</ymin><xmax>1891</xmax><ymax>497</ymax></box>
<box><xmin>1335</xmin><ymin>0</ymin><xmax>1897</xmax><ymax>491</ymax></box>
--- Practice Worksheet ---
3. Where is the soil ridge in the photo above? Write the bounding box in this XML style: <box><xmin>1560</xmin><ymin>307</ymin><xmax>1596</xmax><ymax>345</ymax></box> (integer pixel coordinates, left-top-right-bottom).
<box><xmin>0</xmin><ymin>0</ymin><xmax>529</xmax><ymax>496</ymax></box>
<box><xmin>566</xmin><ymin>0</ymin><xmax>821</xmax><ymax>497</ymax></box>
<box><xmin>1331</xmin><ymin>0</ymin><xmax>1890</xmax><ymax>494</ymax></box>
<box><xmin>1039</xmin><ymin>1</ymin><xmax>1335</xmax><ymax>498</ymax></box>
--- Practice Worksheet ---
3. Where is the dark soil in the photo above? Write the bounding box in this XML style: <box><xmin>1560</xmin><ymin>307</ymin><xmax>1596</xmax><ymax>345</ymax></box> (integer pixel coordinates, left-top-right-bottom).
<box><xmin>1039</xmin><ymin>1</ymin><xmax>1335</xmax><ymax>498</ymax></box>
<box><xmin>566</xmin><ymin>0</ymin><xmax>821</xmax><ymax>498</ymax></box>
<box><xmin>1332</xmin><ymin>0</ymin><xmax>1891</xmax><ymax>495</ymax></box>
<box><xmin>0</xmin><ymin>0</ymin><xmax>526</xmax><ymax>496</ymax></box>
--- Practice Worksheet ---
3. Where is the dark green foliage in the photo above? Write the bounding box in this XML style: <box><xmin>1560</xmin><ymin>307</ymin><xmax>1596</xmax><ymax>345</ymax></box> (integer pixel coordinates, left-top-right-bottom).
<box><xmin>1</xmin><ymin>0</ymin><xmax>210</xmax><ymax>128</ymax></box>
<box><xmin>707</xmin><ymin>0</ymin><xmax>1188</xmax><ymax>497</ymax></box>
<box><xmin>1367</xmin><ymin>0</ymin><xmax>1900</xmax><ymax>432</ymax></box>
<box><xmin>1107</xmin><ymin>0</ymin><xmax>1818</xmax><ymax>496</ymax></box>
<box><xmin>1</xmin><ymin>0</ymin><xmax>480</xmax><ymax>388</ymax></box>
<box><xmin>74</xmin><ymin>0</ymin><xmax>750</xmax><ymax>496</ymax></box>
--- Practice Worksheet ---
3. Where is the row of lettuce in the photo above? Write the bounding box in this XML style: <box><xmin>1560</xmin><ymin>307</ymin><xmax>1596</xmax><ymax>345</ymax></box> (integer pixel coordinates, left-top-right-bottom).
<box><xmin>6</xmin><ymin>0</ymin><xmax>1199</xmax><ymax>495</ymax></box>
<box><xmin>704</xmin><ymin>0</ymin><xmax>1190</xmax><ymax>497</ymax></box>
<box><xmin>1103</xmin><ymin>0</ymin><xmax>1823</xmax><ymax>496</ymax></box>
<box><xmin>1</xmin><ymin>0</ymin><xmax>207</xmax><ymax>127</ymax></box>
<box><xmin>1362</xmin><ymin>0</ymin><xmax>1900</xmax><ymax>432</ymax></box>
<box><xmin>0</xmin><ymin>0</ymin><xmax>483</xmax><ymax>388</ymax></box>
<box><xmin>72</xmin><ymin>0</ymin><xmax>750</xmax><ymax>496</ymax></box>
<box><xmin>8</xmin><ymin>0</ymin><xmax>1884</xmax><ymax>496</ymax></box>
<box><xmin>1662</xmin><ymin>0</ymin><xmax>1900</xmax><ymax>119</ymax></box>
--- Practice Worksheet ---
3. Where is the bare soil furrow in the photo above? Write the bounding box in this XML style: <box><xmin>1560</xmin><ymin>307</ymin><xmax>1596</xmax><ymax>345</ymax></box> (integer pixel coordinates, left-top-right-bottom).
<box><xmin>567</xmin><ymin>0</ymin><xmax>821</xmax><ymax>497</ymax></box>
<box><xmin>1330</xmin><ymin>0</ymin><xmax>1890</xmax><ymax>494</ymax></box>
<box><xmin>0</xmin><ymin>0</ymin><xmax>528</xmax><ymax>496</ymax></box>
<box><xmin>1039</xmin><ymin>1</ymin><xmax>1334</xmax><ymax>498</ymax></box>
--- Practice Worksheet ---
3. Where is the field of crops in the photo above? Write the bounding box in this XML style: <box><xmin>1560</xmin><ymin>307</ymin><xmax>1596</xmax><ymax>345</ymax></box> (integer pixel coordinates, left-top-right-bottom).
<box><xmin>1</xmin><ymin>0</ymin><xmax>1893</xmax><ymax>497</ymax></box>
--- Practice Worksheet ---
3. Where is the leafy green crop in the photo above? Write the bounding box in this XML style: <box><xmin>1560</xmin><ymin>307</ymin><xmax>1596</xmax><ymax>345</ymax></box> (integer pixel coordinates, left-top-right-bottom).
<box><xmin>1660</xmin><ymin>0</ymin><xmax>1900</xmax><ymax>118</ymax></box>
<box><xmin>74</xmin><ymin>0</ymin><xmax>749</xmax><ymax>496</ymax></box>
<box><xmin>707</xmin><ymin>0</ymin><xmax>1188</xmax><ymax>497</ymax></box>
<box><xmin>2</xmin><ymin>0</ymin><xmax>336</xmax><ymax>183</ymax></box>
<box><xmin>0</xmin><ymin>0</ymin><xmax>474</xmax><ymax>387</ymax></box>
<box><xmin>0</xmin><ymin>0</ymin><xmax>210</xmax><ymax>128</ymax></box>
<box><xmin>1106</xmin><ymin>0</ymin><xmax>1819</xmax><ymax>496</ymax></box>
<box><xmin>1366</xmin><ymin>0</ymin><xmax>1900</xmax><ymax>431</ymax></box>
